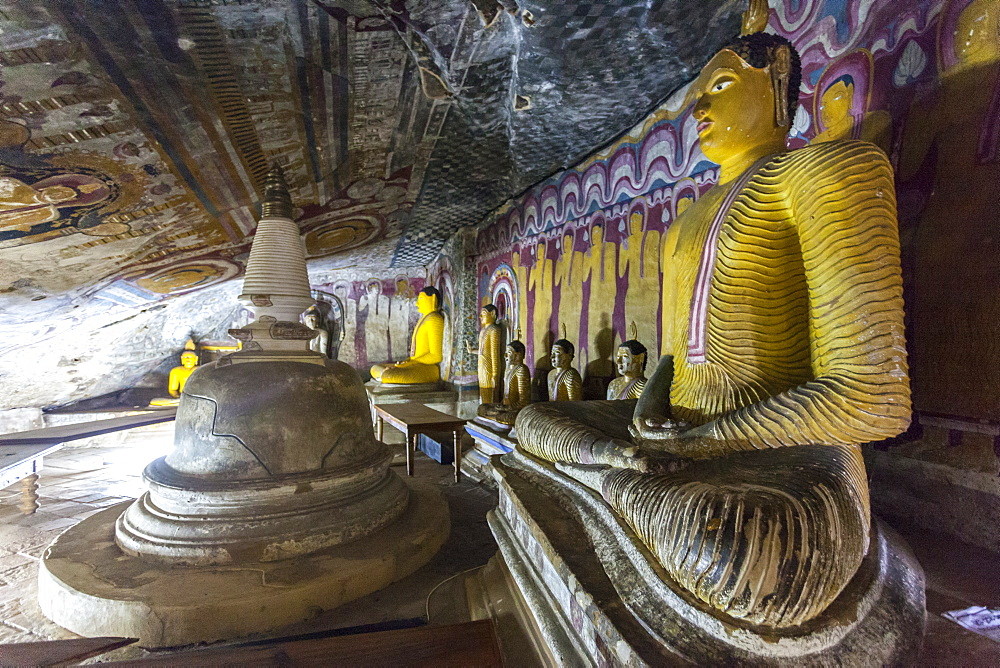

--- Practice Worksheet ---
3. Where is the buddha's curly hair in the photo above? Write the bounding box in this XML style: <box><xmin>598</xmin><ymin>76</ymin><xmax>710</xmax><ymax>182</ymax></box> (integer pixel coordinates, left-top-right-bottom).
<box><xmin>553</xmin><ymin>339</ymin><xmax>575</xmax><ymax>357</ymax></box>
<box><xmin>723</xmin><ymin>32</ymin><xmax>802</xmax><ymax>124</ymax></box>
<box><xmin>508</xmin><ymin>340</ymin><xmax>526</xmax><ymax>355</ymax></box>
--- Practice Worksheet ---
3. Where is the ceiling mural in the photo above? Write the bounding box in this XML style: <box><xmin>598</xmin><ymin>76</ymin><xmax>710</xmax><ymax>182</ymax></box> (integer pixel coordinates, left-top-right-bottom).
<box><xmin>0</xmin><ymin>0</ymin><xmax>745</xmax><ymax>409</ymax></box>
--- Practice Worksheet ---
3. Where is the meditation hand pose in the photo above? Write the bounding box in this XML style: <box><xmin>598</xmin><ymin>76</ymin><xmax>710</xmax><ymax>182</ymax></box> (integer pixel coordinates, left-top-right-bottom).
<box><xmin>606</xmin><ymin>339</ymin><xmax>647</xmax><ymax>400</ymax></box>
<box><xmin>515</xmin><ymin>30</ymin><xmax>909</xmax><ymax>629</ymax></box>
<box><xmin>467</xmin><ymin>304</ymin><xmax>505</xmax><ymax>403</ymax></box>
<box><xmin>478</xmin><ymin>340</ymin><xmax>531</xmax><ymax>425</ymax></box>
<box><xmin>546</xmin><ymin>339</ymin><xmax>582</xmax><ymax>402</ymax></box>
<box><xmin>370</xmin><ymin>286</ymin><xmax>444</xmax><ymax>385</ymax></box>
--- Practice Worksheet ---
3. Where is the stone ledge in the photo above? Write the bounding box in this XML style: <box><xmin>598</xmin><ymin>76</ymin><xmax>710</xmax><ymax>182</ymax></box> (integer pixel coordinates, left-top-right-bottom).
<box><xmin>37</xmin><ymin>477</ymin><xmax>449</xmax><ymax>648</ymax></box>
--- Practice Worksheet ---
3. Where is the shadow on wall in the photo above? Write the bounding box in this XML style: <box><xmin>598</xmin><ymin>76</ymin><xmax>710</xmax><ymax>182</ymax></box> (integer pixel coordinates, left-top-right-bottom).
<box><xmin>584</xmin><ymin>325</ymin><xmax>615</xmax><ymax>400</ymax></box>
<box><xmin>531</xmin><ymin>330</ymin><xmax>554</xmax><ymax>402</ymax></box>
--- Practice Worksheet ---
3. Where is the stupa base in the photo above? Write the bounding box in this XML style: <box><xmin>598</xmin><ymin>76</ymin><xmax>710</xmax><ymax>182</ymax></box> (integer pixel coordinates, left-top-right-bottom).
<box><xmin>38</xmin><ymin>477</ymin><xmax>448</xmax><ymax>648</ymax></box>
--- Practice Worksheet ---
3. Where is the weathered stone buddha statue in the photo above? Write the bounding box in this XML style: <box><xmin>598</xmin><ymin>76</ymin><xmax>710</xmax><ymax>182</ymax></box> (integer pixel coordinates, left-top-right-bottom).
<box><xmin>514</xmin><ymin>28</ymin><xmax>912</xmax><ymax>632</ymax></box>
<box><xmin>477</xmin><ymin>339</ymin><xmax>531</xmax><ymax>426</ymax></box>
<box><xmin>546</xmin><ymin>338</ymin><xmax>582</xmax><ymax>402</ymax></box>
<box><xmin>468</xmin><ymin>304</ymin><xmax>505</xmax><ymax>403</ymax></box>
<box><xmin>303</xmin><ymin>308</ymin><xmax>330</xmax><ymax>358</ymax></box>
<box><xmin>370</xmin><ymin>286</ymin><xmax>445</xmax><ymax>384</ymax></box>
<box><xmin>606</xmin><ymin>338</ymin><xmax>647</xmax><ymax>401</ymax></box>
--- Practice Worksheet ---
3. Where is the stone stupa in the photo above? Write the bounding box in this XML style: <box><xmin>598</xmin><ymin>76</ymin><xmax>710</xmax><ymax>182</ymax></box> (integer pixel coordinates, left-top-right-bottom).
<box><xmin>38</xmin><ymin>164</ymin><xmax>449</xmax><ymax>647</ymax></box>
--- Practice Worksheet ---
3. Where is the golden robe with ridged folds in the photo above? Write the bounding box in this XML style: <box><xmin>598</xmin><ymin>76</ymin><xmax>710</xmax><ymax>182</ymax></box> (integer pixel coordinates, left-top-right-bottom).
<box><xmin>515</xmin><ymin>140</ymin><xmax>910</xmax><ymax>628</ymax></box>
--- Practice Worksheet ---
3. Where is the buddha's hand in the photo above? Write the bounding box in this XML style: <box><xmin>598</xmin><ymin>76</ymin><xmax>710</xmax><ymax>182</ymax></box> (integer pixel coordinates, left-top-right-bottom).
<box><xmin>589</xmin><ymin>440</ymin><xmax>650</xmax><ymax>472</ymax></box>
<box><xmin>630</xmin><ymin>414</ymin><xmax>690</xmax><ymax>441</ymax></box>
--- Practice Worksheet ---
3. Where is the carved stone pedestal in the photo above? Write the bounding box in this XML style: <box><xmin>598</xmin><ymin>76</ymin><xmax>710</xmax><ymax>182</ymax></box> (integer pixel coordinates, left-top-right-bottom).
<box><xmin>463</xmin><ymin>417</ymin><xmax>518</xmax><ymax>483</ymax></box>
<box><xmin>475</xmin><ymin>450</ymin><xmax>926</xmax><ymax>666</ymax></box>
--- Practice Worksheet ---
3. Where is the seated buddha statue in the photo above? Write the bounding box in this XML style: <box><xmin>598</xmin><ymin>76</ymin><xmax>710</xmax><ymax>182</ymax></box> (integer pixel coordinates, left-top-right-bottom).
<box><xmin>606</xmin><ymin>338</ymin><xmax>647</xmax><ymax>400</ymax></box>
<box><xmin>149</xmin><ymin>341</ymin><xmax>200</xmax><ymax>407</ymax></box>
<box><xmin>370</xmin><ymin>286</ymin><xmax>445</xmax><ymax>385</ymax></box>
<box><xmin>478</xmin><ymin>339</ymin><xmax>531</xmax><ymax>426</ymax></box>
<box><xmin>303</xmin><ymin>308</ymin><xmax>330</xmax><ymax>358</ymax></box>
<box><xmin>514</xmin><ymin>29</ymin><xmax>910</xmax><ymax>629</ymax></box>
<box><xmin>546</xmin><ymin>339</ymin><xmax>582</xmax><ymax>402</ymax></box>
<box><xmin>467</xmin><ymin>304</ymin><xmax>505</xmax><ymax>404</ymax></box>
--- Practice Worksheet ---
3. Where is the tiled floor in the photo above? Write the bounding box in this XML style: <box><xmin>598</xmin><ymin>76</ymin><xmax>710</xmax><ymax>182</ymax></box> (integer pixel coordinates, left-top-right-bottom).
<box><xmin>0</xmin><ymin>422</ymin><xmax>174</xmax><ymax>645</ymax></box>
<box><xmin>2</xmin><ymin>422</ymin><xmax>1000</xmax><ymax>663</ymax></box>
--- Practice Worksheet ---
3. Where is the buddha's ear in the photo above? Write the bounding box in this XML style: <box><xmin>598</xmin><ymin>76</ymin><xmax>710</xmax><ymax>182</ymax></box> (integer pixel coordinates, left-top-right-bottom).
<box><xmin>770</xmin><ymin>44</ymin><xmax>792</xmax><ymax>127</ymax></box>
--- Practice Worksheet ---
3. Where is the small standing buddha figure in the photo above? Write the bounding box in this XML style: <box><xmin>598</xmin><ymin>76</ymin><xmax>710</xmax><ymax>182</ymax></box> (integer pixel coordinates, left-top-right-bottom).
<box><xmin>150</xmin><ymin>340</ymin><xmax>199</xmax><ymax>406</ymax></box>
<box><xmin>514</xmin><ymin>9</ymin><xmax>911</xmax><ymax>630</ymax></box>
<box><xmin>547</xmin><ymin>338</ymin><xmax>582</xmax><ymax>402</ymax></box>
<box><xmin>478</xmin><ymin>339</ymin><xmax>531</xmax><ymax>426</ymax></box>
<box><xmin>606</xmin><ymin>337</ymin><xmax>648</xmax><ymax>401</ymax></box>
<box><xmin>370</xmin><ymin>286</ymin><xmax>445</xmax><ymax>385</ymax></box>
<box><xmin>468</xmin><ymin>304</ymin><xmax>505</xmax><ymax>404</ymax></box>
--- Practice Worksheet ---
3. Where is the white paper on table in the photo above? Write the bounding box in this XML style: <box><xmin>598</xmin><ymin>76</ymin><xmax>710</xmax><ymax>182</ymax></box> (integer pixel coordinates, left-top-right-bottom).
<box><xmin>942</xmin><ymin>606</ymin><xmax>1000</xmax><ymax>643</ymax></box>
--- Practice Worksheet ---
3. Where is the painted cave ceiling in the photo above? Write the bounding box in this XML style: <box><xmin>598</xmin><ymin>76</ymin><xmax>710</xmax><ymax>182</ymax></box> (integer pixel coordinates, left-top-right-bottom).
<box><xmin>0</xmin><ymin>0</ymin><xmax>742</xmax><ymax>408</ymax></box>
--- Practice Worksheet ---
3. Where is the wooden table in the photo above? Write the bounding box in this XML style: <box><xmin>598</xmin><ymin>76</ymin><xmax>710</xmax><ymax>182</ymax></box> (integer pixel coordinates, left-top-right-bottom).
<box><xmin>373</xmin><ymin>402</ymin><xmax>467</xmax><ymax>483</ymax></box>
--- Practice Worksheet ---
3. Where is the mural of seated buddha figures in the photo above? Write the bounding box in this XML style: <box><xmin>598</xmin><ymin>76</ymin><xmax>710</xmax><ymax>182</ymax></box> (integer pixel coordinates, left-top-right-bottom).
<box><xmin>513</xmin><ymin>26</ymin><xmax>911</xmax><ymax>631</ymax></box>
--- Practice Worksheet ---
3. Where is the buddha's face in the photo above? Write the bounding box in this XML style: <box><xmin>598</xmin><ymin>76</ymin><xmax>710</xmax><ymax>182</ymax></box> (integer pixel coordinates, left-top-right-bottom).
<box><xmin>591</xmin><ymin>225</ymin><xmax>603</xmax><ymax>245</ymax></box>
<box><xmin>820</xmin><ymin>80</ymin><xmax>853</xmax><ymax>128</ymax></box>
<box><xmin>304</xmin><ymin>312</ymin><xmax>318</xmax><ymax>328</ymax></box>
<box><xmin>416</xmin><ymin>291</ymin><xmax>437</xmax><ymax>314</ymax></box>
<box><xmin>180</xmin><ymin>352</ymin><xmax>198</xmax><ymax>369</ymax></box>
<box><xmin>480</xmin><ymin>308</ymin><xmax>496</xmax><ymax>326</ymax></box>
<box><xmin>563</xmin><ymin>234</ymin><xmax>574</xmax><ymax>254</ymax></box>
<box><xmin>691</xmin><ymin>49</ymin><xmax>784</xmax><ymax>164</ymax></box>
<box><xmin>615</xmin><ymin>347</ymin><xmax>644</xmax><ymax>378</ymax></box>
<box><xmin>550</xmin><ymin>344</ymin><xmax>573</xmax><ymax>369</ymax></box>
<box><xmin>505</xmin><ymin>346</ymin><xmax>523</xmax><ymax>366</ymax></box>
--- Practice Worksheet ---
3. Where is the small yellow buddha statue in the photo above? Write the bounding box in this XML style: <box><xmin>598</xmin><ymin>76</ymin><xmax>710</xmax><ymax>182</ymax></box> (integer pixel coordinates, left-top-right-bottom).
<box><xmin>467</xmin><ymin>304</ymin><xmax>505</xmax><ymax>404</ymax></box>
<box><xmin>477</xmin><ymin>339</ymin><xmax>531</xmax><ymax>425</ymax></box>
<box><xmin>546</xmin><ymin>339</ymin><xmax>582</xmax><ymax>402</ymax></box>
<box><xmin>150</xmin><ymin>340</ymin><xmax>200</xmax><ymax>407</ymax></box>
<box><xmin>514</xmin><ymin>22</ymin><xmax>910</xmax><ymax>630</ymax></box>
<box><xmin>606</xmin><ymin>338</ymin><xmax>647</xmax><ymax>400</ymax></box>
<box><xmin>370</xmin><ymin>286</ymin><xmax>445</xmax><ymax>384</ymax></box>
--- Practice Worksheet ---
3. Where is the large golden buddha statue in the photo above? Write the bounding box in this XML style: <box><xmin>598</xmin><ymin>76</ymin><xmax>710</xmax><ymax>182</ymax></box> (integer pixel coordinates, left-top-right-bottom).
<box><xmin>370</xmin><ymin>286</ymin><xmax>445</xmax><ymax>384</ymax></box>
<box><xmin>513</xmin><ymin>25</ymin><xmax>910</xmax><ymax>631</ymax></box>
<box><xmin>477</xmin><ymin>339</ymin><xmax>531</xmax><ymax>426</ymax></box>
